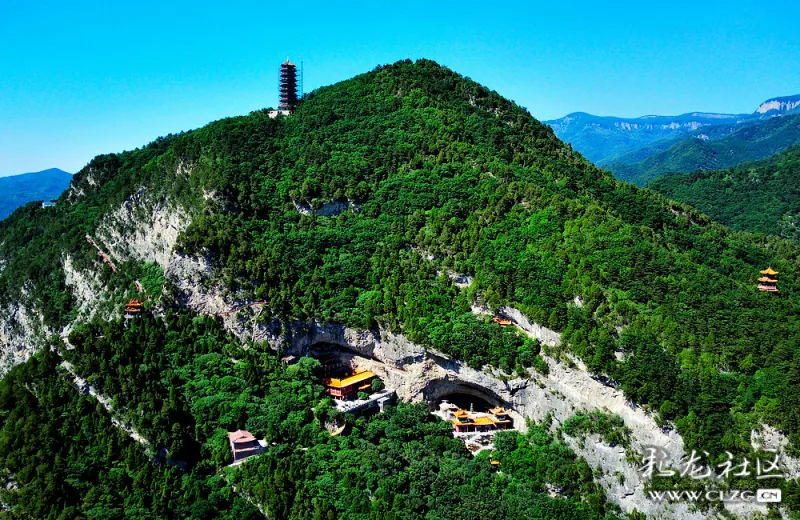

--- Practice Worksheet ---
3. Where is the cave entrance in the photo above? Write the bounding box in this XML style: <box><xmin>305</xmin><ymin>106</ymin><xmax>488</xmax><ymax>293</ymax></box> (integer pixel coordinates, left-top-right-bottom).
<box><xmin>439</xmin><ymin>393</ymin><xmax>493</xmax><ymax>413</ymax></box>
<box><xmin>306</xmin><ymin>342</ymin><xmax>374</xmax><ymax>378</ymax></box>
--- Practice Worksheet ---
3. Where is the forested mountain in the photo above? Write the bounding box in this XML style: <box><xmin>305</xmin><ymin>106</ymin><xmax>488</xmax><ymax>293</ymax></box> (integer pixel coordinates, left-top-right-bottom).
<box><xmin>0</xmin><ymin>168</ymin><xmax>71</xmax><ymax>219</ymax></box>
<box><xmin>1</xmin><ymin>59</ymin><xmax>799</xmax><ymax>518</ymax></box>
<box><xmin>608</xmin><ymin>113</ymin><xmax>800</xmax><ymax>185</ymax></box>
<box><xmin>648</xmin><ymin>145</ymin><xmax>800</xmax><ymax>240</ymax></box>
<box><xmin>544</xmin><ymin>111</ymin><xmax>745</xmax><ymax>164</ymax></box>
<box><xmin>546</xmin><ymin>95</ymin><xmax>800</xmax><ymax>183</ymax></box>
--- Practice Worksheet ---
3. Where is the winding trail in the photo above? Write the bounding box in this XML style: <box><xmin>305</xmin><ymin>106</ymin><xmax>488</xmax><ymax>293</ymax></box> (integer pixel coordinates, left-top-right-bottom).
<box><xmin>85</xmin><ymin>235</ymin><xmax>118</xmax><ymax>273</ymax></box>
<box><xmin>85</xmin><ymin>234</ymin><xmax>150</xmax><ymax>298</ymax></box>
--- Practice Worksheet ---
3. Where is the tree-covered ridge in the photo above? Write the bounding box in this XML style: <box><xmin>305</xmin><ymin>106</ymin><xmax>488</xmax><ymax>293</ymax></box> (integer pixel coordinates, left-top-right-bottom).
<box><xmin>648</xmin><ymin>145</ymin><xmax>800</xmax><ymax>241</ymax></box>
<box><xmin>0</xmin><ymin>59</ymin><xmax>799</xmax><ymax>515</ymax></box>
<box><xmin>169</xmin><ymin>59</ymin><xmax>800</xmax><ymax>455</ymax></box>
<box><xmin>606</xmin><ymin>113</ymin><xmax>800</xmax><ymax>185</ymax></box>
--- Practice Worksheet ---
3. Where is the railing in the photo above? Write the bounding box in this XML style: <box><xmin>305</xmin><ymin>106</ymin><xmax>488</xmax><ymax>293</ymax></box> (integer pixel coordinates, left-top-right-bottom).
<box><xmin>335</xmin><ymin>390</ymin><xmax>395</xmax><ymax>414</ymax></box>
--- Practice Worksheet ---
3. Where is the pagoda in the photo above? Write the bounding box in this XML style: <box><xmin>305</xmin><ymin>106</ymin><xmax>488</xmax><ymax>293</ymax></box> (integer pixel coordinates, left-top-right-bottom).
<box><xmin>279</xmin><ymin>59</ymin><xmax>298</xmax><ymax>112</ymax></box>
<box><xmin>124</xmin><ymin>298</ymin><xmax>145</xmax><ymax>319</ymax></box>
<box><xmin>757</xmin><ymin>266</ymin><xmax>779</xmax><ymax>293</ymax></box>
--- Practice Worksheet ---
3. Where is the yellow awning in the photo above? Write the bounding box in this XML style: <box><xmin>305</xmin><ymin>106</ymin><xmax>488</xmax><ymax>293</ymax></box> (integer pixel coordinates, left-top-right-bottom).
<box><xmin>323</xmin><ymin>371</ymin><xmax>376</xmax><ymax>389</ymax></box>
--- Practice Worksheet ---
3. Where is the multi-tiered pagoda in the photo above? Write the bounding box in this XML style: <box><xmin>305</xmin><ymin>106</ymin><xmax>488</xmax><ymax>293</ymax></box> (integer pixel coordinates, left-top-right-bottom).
<box><xmin>758</xmin><ymin>266</ymin><xmax>779</xmax><ymax>293</ymax></box>
<box><xmin>279</xmin><ymin>59</ymin><xmax>298</xmax><ymax>112</ymax></box>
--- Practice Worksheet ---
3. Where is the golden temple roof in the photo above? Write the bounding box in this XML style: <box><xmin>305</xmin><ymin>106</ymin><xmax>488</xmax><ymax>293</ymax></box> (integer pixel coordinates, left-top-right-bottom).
<box><xmin>323</xmin><ymin>370</ymin><xmax>375</xmax><ymax>389</ymax></box>
<box><xmin>472</xmin><ymin>416</ymin><xmax>497</xmax><ymax>426</ymax></box>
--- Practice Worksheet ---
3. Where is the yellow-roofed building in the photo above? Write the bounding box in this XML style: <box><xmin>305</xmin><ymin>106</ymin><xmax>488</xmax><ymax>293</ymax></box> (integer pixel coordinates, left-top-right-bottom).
<box><xmin>449</xmin><ymin>407</ymin><xmax>514</xmax><ymax>433</ymax></box>
<box><xmin>323</xmin><ymin>370</ymin><xmax>376</xmax><ymax>400</ymax></box>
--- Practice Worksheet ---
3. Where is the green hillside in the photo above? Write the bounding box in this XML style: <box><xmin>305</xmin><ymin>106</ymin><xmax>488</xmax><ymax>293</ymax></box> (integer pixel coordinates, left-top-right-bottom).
<box><xmin>2</xmin><ymin>59</ymin><xmax>800</xmax><ymax>517</ymax></box>
<box><xmin>649</xmin><ymin>145</ymin><xmax>800</xmax><ymax>240</ymax></box>
<box><xmin>608</xmin><ymin>113</ymin><xmax>800</xmax><ymax>185</ymax></box>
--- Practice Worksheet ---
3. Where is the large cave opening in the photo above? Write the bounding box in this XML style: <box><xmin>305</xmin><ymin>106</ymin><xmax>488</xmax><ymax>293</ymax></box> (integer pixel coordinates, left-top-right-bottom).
<box><xmin>421</xmin><ymin>379</ymin><xmax>504</xmax><ymax>410</ymax></box>
<box><xmin>438</xmin><ymin>393</ymin><xmax>493</xmax><ymax>413</ymax></box>
<box><xmin>423</xmin><ymin>378</ymin><xmax>520</xmax><ymax>455</ymax></box>
<box><xmin>304</xmin><ymin>342</ymin><xmax>376</xmax><ymax>377</ymax></box>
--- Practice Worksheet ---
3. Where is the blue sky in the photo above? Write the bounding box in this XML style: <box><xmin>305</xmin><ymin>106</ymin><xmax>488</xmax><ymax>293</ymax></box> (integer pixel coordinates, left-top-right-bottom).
<box><xmin>1</xmin><ymin>0</ymin><xmax>798</xmax><ymax>176</ymax></box>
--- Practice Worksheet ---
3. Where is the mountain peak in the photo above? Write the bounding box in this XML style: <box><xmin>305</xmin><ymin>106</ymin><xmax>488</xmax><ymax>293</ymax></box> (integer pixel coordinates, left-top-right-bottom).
<box><xmin>755</xmin><ymin>94</ymin><xmax>800</xmax><ymax>115</ymax></box>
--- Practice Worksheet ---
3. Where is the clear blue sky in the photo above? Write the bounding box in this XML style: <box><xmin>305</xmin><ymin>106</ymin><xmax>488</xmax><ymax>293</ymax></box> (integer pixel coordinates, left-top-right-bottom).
<box><xmin>1</xmin><ymin>0</ymin><xmax>798</xmax><ymax>176</ymax></box>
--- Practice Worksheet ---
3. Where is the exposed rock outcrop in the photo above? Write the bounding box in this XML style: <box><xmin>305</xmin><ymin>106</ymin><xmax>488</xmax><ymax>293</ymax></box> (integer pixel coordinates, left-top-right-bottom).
<box><xmin>470</xmin><ymin>304</ymin><xmax>561</xmax><ymax>347</ymax></box>
<box><xmin>165</xmin><ymin>253</ymin><xmax>229</xmax><ymax>315</ymax></box>
<box><xmin>756</xmin><ymin>95</ymin><xmax>800</xmax><ymax>116</ymax></box>
<box><xmin>751</xmin><ymin>424</ymin><xmax>800</xmax><ymax>481</ymax></box>
<box><xmin>0</xmin><ymin>297</ymin><xmax>49</xmax><ymax>377</ymax></box>
<box><xmin>97</xmin><ymin>191</ymin><xmax>190</xmax><ymax>269</ymax></box>
<box><xmin>293</xmin><ymin>200</ymin><xmax>360</xmax><ymax>217</ymax></box>
<box><xmin>62</xmin><ymin>255</ymin><xmax>103</xmax><ymax>320</ymax></box>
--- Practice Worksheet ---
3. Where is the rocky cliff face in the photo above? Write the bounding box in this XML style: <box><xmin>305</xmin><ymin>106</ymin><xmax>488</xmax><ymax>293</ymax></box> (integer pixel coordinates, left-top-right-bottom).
<box><xmin>140</xmin><ymin>263</ymin><xmax>780</xmax><ymax>519</ymax></box>
<box><xmin>97</xmin><ymin>190</ymin><xmax>190</xmax><ymax>270</ymax></box>
<box><xmin>0</xmin><ymin>291</ymin><xmax>49</xmax><ymax>376</ymax></box>
<box><xmin>293</xmin><ymin>199</ymin><xmax>360</xmax><ymax>217</ymax></box>
<box><xmin>0</xmin><ymin>164</ymin><xmax>197</xmax><ymax>375</ymax></box>
<box><xmin>756</xmin><ymin>95</ymin><xmax>800</xmax><ymax>116</ymax></box>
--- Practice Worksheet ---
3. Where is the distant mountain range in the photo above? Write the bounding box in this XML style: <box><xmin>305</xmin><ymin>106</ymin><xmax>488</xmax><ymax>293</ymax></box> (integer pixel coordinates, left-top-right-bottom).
<box><xmin>546</xmin><ymin>94</ymin><xmax>800</xmax><ymax>185</ymax></box>
<box><xmin>0</xmin><ymin>168</ymin><xmax>72</xmax><ymax>219</ymax></box>
<box><xmin>607</xmin><ymin>112</ymin><xmax>800</xmax><ymax>185</ymax></box>
<box><xmin>649</xmin><ymin>145</ymin><xmax>800</xmax><ymax>241</ymax></box>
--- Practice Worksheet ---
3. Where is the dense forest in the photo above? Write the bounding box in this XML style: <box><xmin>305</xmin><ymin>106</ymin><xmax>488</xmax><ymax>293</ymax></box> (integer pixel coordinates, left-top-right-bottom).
<box><xmin>1</xmin><ymin>59</ymin><xmax>800</xmax><ymax>516</ymax></box>
<box><xmin>649</xmin><ymin>145</ymin><xmax>800</xmax><ymax>241</ymax></box>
